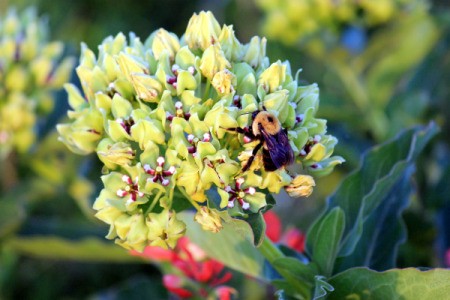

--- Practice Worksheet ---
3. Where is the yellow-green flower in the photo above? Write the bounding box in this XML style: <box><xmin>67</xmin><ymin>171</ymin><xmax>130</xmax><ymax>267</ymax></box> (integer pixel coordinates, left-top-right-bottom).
<box><xmin>146</xmin><ymin>210</ymin><xmax>186</xmax><ymax>249</ymax></box>
<box><xmin>194</xmin><ymin>207</ymin><xmax>223</xmax><ymax>233</ymax></box>
<box><xmin>256</xmin><ymin>0</ymin><xmax>427</xmax><ymax>48</ymax></box>
<box><xmin>0</xmin><ymin>7</ymin><xmax>74</xmax><ymax>158</ymax></box>
<box><xmin>184</xmin><ymin>11</ymin><xmax>221</xmax><ymax>51</ymax></box>
<box><xmin>58</xmin><ymin>10</ymin><xmax>343</xmax><ymax>251</ymax></box>
<box><xmin>285</xmin><ymin>174</ymin><xmax>316</xmax><ymax>198</ymax></box>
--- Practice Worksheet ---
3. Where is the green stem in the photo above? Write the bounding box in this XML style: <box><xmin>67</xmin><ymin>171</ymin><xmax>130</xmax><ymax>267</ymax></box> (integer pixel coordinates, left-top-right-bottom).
<box><xmin>259</xmin><ymin>235</ymin><xmax>286</xmax><ymax>264</ymax></box>
<box><xmin>202</xmin><ymin>79</ymin><xmax>211</xmax><ymax>101</ymax></box>
<box><xmin>260</xmin><ymin>235</ymin><xmax>311</xmax><ymax>300</ymax></box>
<box><xmin>178</xmin><ymin>186</ymin><xmax>202</xmax><ymax>211</ymax></box>
<box><xmin>146</xmin><ymin>189</ymin><xmax>163</xmax><ymax>214</ymax></box>
<box><xmin>259</xmin><ymin>236</ymin><xmax>290</xmax><ymax>277</ymax></box>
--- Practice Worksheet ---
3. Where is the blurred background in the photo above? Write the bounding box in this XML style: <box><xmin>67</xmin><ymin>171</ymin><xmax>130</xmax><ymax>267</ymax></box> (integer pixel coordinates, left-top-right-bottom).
<box><xmin>0</xmin><ymin>0</ymin><xmax>449</xmax><ymax>298</ymax></box>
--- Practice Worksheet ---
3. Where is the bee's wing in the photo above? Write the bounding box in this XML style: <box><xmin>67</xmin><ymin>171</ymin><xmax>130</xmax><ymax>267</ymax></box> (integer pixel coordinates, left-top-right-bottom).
<box><xmin>261</xmin><ymin>129</ymin><xmax>294</xmax><ymax>169</ymax></box>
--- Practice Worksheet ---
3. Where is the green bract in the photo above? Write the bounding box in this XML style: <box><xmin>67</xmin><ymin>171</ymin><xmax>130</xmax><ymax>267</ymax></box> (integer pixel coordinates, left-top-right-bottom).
<box><xmin>0</xmin><ymin>7</ymin><xmax>74</xmax><ymax>158</ymax></box>
<box><xmin>57</xmin><ymin>11</ymin><xmax>343</xmax><ymax>251</ymax></box>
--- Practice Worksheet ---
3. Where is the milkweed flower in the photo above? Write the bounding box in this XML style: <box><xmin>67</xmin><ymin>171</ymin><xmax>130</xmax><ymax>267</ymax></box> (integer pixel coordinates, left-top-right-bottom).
<box><xmin>58</xmin><ymin>11</ymin><xmax>343</xmax><ymax>251</ymax></box>
<box><xmin>0</xmin><ymin>7</ymin><xmax>74</xmax><ymax>158</ymax></box>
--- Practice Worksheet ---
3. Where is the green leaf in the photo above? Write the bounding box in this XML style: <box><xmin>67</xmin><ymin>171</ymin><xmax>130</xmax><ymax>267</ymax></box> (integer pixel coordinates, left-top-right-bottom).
<box><xmin>312</xmin><ymin>275</ymin><xmax>334</xmax><ymax>300</ymax></box>
<box><xmin>272</xmin><ymin>257</ymin><xmax>318</xmax><ymax>285</ymax></box>
<box><xmin>307</xmin><ymin>123</ymin><xmax>439</xmax><ymax>273</ymax></box>
<box><xmin>272</xmin><ymin>279</ymin><xmax>302</xmax><ymax>300</ymax></box>
<box><xmin>271</xmin><ymin>258</ymin><xmax>320</xmax><ymax>299</ymax></box>
<box><xmin>309</xmin><ymin>207</ymin><xmax>345</xmax><ymax>277</ymax></box>
<box><xmin>336</xmin><ymin>166</ymin><xmax>414</xmax><ymax>271</ymax></box>
<box><xmin>245</xmin><ymin>212</ymin><xmax>266</xmax><ymax>247</ymax></box>
<box><xmin>180</xmin><ymin>211</ymin><xmax>265</xmax><ymax>279</ymax></box>
<box><xmin>5</xmin><ymin>237</ymin><xmax>141</xmax><ymax>262</ymax></box>
<box><xmin>328</xmin><ymin>267</ymin><xmax>450</xmax><ymax>300</ymax></box>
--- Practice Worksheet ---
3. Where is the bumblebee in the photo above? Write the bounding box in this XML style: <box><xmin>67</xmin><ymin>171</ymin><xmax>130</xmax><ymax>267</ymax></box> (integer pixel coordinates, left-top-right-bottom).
<box><xmin>226</xmin><ymin>107</ymin><xmax>295</xmax><ymax>172</ymax></box>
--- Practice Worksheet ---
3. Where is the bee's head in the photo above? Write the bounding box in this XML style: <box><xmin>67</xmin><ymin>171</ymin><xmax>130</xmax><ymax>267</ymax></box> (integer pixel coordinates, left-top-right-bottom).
<box><xmin>252</xmin><ymin>111</ymin><xmax>281</xmax><ymax>136</ymax></box>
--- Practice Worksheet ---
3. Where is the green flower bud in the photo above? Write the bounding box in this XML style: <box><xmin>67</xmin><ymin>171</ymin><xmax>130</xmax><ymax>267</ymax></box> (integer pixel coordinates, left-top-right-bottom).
<box><xmin>184</xmin><ymin>11</ymin><xmax>221</xmax><ymax>51</ymax></box>
<box><xmin>218</xmin><ymin>25</ymin><xmax>243</xmax><ymax>61</ymax></box>
<box><xmin>306</xmin><ymin>156</ymin><xmax>346</xmax><ymax>177</ymax></box>
<box><xmin>194</xmin><ymin>207</ymin><xmax>223</xmax><ymax>233</ymax></box>
<box><xmin>242</xmin><ymin>36</ymin><xmax>267</xmax><ymax>68</ymax></box>
<box><xmin>233</xmin><ymin>63</ymin><xmax>257</xmax><ymax>96</ymax></box>
<box><xmin>151</xmin><ymin>28</ymin><xmax>180</xmax><ymax>61</ymax></box>
<box><xmin>116</xmin><ymin>53</ymin><xmax>149</xmax><ymax>85</ymax></box>
<box><xmin>211</xmin><ymin>69</ymin><xmax>236</xmax><ymax>96</ymax></box>
<box><xmin>199</xmin><ymin>44</ymin><xmax>231</xmax><ymax>80</ymax></box>
<box><xmin>258</xmin><ymin>61</ymin><xmax>287</xmax><ymax>93</ymax></box>
<box><xmin>305</xmin><ymin>143</ymin><xmax>327</xmax><ymax>162</ymax></box>
<box><xmin>285</xmin><ymin>174</ymin><xmax>316</xmax><ymax>198</ymax></box>
<box><xmin>97</xmin><ymin>138</ymin><xmax>135</xmax><ymax>169</ymax></box>
<box><xmin>56</xmin><ymin>108</ymin><xmax>103</xmax><ymax>155</ymax></box>
<box><xmin>130</xmin><ymin>73</ymin><xmax>162</xmax><ymax>102</ymax></box>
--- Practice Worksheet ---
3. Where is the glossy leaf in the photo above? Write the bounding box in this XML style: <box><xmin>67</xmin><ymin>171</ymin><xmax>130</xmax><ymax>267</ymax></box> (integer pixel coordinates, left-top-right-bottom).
<box><xmin>336</xmin><ymin>166</ymin><xmax>414</xmax><ymax>271</ymax></box>
<box><xmin>309</xmin><ymin>207</ymin><xmax>345</xmax><ymax>277</ymax></box>
<box><xmin>328</xmin><ymin>267</ymin><xmax>450</xmax><ymax>300</ymax></box>
<box><xmin>307</xmin><ymin>123</ymin><xmax>439</xmax><ymax>274</ymax></box>
<box><xmin>246</xmin><ymin>212</ymin><xmax>266</xmax><ymax>247</ymax></box>
<box><xmin>312</xmin><ymin>276</ymin><xmax>334</xmax><ymax>300</ymax></box>
<box><xmin>272</xmin><ymin>257</ymin><xmax>318</xmax><ymax>285</ymax></box>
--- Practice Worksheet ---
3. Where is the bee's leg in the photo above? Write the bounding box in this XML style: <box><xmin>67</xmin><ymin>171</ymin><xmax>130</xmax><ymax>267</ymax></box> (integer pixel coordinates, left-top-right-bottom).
<box><xmin>221</xmin><ymin>127</ymin><xmax>246</xmax><ymax>134</ymax></box>
<box><xmin>221</xmin><ymin>126</ymin><xmax>256</xmax><ymax>141</ymax></box>
<box><xmin>242</xmin><ymin>142</ymin><xmax>263</xmax><ymax>172</ymax></box>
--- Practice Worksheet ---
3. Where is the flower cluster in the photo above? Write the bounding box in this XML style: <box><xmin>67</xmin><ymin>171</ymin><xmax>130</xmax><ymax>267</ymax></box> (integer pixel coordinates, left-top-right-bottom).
<box><xmin>132</xmin><ymin>237</ymin><xmax>236</xmax><ymax>299</ymax></box>
<box><xmin>256</xmin><ymin>0</ymin><xmax>428</xmax><ymax>46</ymax></box>
<box><xmin>57</xmin><ymin>11</ymin><xmax>343</xmax><ymax>251</ymax></box>
<box><xmin>0</xmin><ymin>7</ymin><xmax>74</xmax><ymax>158</ymax></box>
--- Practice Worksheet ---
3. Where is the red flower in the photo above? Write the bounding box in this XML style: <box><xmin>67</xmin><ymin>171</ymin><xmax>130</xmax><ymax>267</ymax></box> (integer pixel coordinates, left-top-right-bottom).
<box><xmin>130</xmin><ymin>245</ymin><xmax>174</xmax><ymax>262</ymax></box>
<box><xmin>263</xmin><ymin>210</ymin><xmax>282</xmax><ymax>242</ymax></box>
<box><xmin>263</xmin><ymin>210</ymin><xmax>305</xmax><ymax>253</ymax></box>
<box><xmin>131</xmin><ymin>237</ymin><xmax>235</xmax><ymax>299</ymax></box>
<box><xmin>163</xmin><ymin>274</ymin><xmax>193</xmax><ymax>299</ymax></box>
<box><xmin>215</xmin><ymin>286</ymin><xmax>238</xmax><ymax>300</ymax></box>
<box><xmin>281</xmin><ymin>228</ymin><xmax>305</xmax><ymax>253</ymax></box>
<box><xmin>172</xmin><ymin>238</ymin><xmax>233</xmax><ymax>287</ymax></box>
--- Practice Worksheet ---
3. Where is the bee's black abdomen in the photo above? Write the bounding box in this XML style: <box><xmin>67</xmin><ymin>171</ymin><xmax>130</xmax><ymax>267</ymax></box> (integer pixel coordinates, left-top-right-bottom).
<box><xmin>262</xmin><ymin>148</ymin><xmax>278</xmax><ymax>171</ymax></box>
